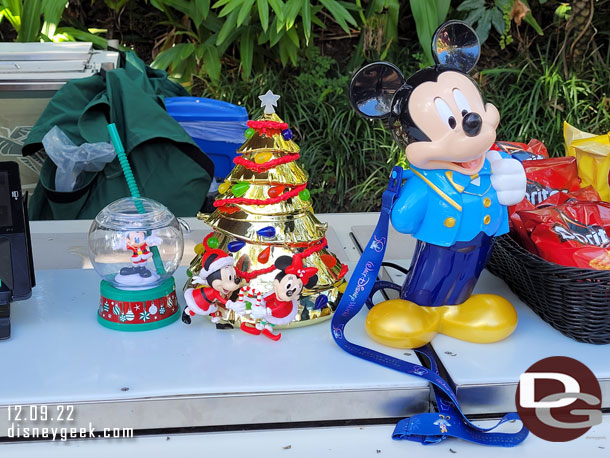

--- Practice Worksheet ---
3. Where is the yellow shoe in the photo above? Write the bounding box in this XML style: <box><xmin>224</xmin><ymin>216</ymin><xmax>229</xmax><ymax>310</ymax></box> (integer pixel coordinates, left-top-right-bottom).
<box><xmin>438</xmin><ymin>294</ymin><xmax>518</xmax><ymax>344</ymax></box>
<box><xmin>365</xmin><ymin>295</ymin><xmax>518</xmax><ymax>349</ymax></box>
<box><xmin>365</xmin><ymin>299</ymin><xmax>441</xmax><ymax>349</ymax></box>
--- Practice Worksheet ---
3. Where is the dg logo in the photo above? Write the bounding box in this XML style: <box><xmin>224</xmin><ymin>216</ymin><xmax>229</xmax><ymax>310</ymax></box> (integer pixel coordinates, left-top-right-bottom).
<box><xmin>516</xmin><ymin>356</ymin><xmax>603</xmax><ymax>442</ymax></box>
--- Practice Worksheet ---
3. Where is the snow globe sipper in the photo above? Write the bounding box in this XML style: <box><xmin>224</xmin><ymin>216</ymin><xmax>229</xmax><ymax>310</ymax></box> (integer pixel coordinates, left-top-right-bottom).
<box><xmin>87</xmin><ymin>124</ymin><xmax>184</xmax><ymax>331</ymax></box>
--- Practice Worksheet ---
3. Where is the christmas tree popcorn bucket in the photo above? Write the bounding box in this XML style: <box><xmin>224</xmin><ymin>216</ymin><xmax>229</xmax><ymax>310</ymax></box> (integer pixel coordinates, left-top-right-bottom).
<box><xmin>184</xmin><ymin>91</ymin><xmax>348</xmax><ymax>340</ymax></box>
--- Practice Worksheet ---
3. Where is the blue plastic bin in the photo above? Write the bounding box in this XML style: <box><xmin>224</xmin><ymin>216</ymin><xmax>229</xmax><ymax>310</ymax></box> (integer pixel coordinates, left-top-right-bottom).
<box><xmin>165</xmin><ymin>97</ymin><xmax>248</xmax><ymax>178</ymax></box>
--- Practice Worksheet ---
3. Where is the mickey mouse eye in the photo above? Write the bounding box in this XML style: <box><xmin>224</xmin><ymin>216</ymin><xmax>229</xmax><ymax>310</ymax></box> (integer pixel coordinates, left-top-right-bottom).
<box><xmin>286</xmin><ymin>282</ymin><xmax>293</xmax><ymax>290</ymax></box>
<box><xmin>453</xmin><ymin>89</ymin><xmax>471</xmax><ymax>117</ymax></box>
<box><xmin>434</xmin><ymin>98</ymin><xmax>456</xmax><ymax>129</ymax></box>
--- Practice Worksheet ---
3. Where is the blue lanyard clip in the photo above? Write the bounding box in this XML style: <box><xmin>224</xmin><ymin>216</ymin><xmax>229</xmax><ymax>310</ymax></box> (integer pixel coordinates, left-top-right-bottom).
<box><xmin>382</xmin><ymin>166</ymin><xmax>403</xmax><ymax>212</ymax></box>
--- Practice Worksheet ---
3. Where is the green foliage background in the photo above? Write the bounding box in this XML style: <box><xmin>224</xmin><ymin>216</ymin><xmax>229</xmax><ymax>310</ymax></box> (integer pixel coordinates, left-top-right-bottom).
<box><xmin>1</xmin><ymin>0</ymin><xmax>609</xmax><ymax>212</ymax></box>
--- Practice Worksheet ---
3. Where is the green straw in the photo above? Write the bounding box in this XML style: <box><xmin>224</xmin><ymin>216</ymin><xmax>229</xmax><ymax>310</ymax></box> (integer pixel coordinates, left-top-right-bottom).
<box><xmin>107</xmin><ymin>123</ymin><xmax>166</xmax><ymax>275</ymax></box>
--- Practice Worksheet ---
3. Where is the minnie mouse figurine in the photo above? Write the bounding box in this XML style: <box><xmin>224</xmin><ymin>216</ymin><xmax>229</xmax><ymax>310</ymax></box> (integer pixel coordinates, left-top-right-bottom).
<box><xmin>183</xmin><ymin>246</ymin><xmax>242</xmax><ymax>325</ymax></box>
<box><xmin>241</xmin><ymin>255</ymin><xmax>318</xmax><ymax>341</ymax></box>
<box><xmin>349</xmin><ymin>21</ymin><xmax>526</xmax><ymax>348</ymax></box>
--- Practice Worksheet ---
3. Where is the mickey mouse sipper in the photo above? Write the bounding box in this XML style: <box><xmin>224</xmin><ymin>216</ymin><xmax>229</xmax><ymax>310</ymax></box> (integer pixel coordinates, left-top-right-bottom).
<box><xmin>349</xmin><ymin>20</ymin><xmax>527</xmax><ymax>348</ymax></box>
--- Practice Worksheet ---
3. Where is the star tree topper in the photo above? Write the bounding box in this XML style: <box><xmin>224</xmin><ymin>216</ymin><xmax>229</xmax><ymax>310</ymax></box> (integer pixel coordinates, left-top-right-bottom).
<box><xmin>259</xmin><ymin>90</ymin><xmax>280</xmax><ymax>114</ymax></box>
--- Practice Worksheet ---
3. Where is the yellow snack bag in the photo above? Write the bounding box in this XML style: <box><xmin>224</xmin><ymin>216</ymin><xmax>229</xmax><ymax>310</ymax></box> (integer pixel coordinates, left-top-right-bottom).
<box><xmin>564</xmin><ymin>121</ymin><xmax>610</xmax><ymax>201</ymax></box>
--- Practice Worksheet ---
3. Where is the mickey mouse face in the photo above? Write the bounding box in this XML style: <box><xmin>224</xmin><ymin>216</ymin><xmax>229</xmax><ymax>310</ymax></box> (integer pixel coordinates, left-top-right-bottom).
<box><xmin>405</xmin><ymin>71</ymin><xmax>499</xmax><ymax>174</ymax></box>
<box><xmin>210</xmin><ymin>265</ymin><xmax>241</xmax><ymax>296</ymax></box>
<box><xmin>126</xmin><ymin>231</ymin><xmax>147</xmax><ymax>248</ymax></box>
<box><xmin>349</xmin><ymin>21</ymin><xmax>498</xmax><ymax>175</ymax></box>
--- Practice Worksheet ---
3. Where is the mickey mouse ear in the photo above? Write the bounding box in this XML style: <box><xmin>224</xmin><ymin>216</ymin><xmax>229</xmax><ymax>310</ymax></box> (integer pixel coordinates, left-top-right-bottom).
<box><xmin>432</xmin><ymin>20</ymin><xmax>480</xmax><ymax>73</ymax></box>
<box><xmin>349</xmin><ymin>62</ymin><xmax>407</xmax><ymax>120</ymax></box>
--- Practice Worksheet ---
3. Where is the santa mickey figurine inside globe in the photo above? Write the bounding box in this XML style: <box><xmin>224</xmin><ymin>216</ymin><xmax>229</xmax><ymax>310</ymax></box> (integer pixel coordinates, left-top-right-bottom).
<box><xmin>113</xmin><ymin>230</ymin><xmax>163</xmax><ymax>285</ymax></box>
<box><xmin>88</xmin><ymin>196</ymin><xmax>184</xmax><ymax>331</ymax></box>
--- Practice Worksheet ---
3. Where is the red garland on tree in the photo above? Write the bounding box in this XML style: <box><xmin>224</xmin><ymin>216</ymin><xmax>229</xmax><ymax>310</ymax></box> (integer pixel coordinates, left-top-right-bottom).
<box><xmin>246</xmin><ymin>120</ymin><xmax>289</xmax><ymax>136</ymax></box>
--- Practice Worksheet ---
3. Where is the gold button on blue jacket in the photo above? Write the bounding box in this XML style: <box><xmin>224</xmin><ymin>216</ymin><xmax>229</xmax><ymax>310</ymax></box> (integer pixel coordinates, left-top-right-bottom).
<box><xmin>390</xmin><ymin>154</ymin><xmax>510</xmax><ymax>246</ymax></box>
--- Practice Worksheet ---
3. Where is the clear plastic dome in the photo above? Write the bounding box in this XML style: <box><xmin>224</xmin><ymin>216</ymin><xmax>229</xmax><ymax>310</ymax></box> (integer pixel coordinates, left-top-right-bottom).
<box><xmin>88</xmin><ymin>197</ymin><xmax>184</xmax><ymax>290</ymax></box>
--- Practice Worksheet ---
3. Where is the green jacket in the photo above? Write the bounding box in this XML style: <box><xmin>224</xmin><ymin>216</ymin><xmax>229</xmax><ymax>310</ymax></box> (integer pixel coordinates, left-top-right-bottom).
<box><xmin>23</xmin><ymin>52</ymin><xmax>213</xmax><ymax>219</ymax></box>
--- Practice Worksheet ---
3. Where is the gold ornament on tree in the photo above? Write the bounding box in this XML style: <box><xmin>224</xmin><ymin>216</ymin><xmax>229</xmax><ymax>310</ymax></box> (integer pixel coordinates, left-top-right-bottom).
<box><xmin>184</xmin><ymin>91</ymin><xmax>348</xmax><ymax>340</ymax></box>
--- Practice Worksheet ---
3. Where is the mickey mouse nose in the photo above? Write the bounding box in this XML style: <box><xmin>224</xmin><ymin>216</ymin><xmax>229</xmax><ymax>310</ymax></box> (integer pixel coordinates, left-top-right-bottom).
<box><xmin>462</xmin><ymin>112</ymin><xmax>482</xmax><ymax>137</ymax></box>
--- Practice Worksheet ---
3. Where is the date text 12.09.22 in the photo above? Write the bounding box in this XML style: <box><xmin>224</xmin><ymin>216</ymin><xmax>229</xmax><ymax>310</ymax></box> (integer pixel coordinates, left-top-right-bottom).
<box><xmin>7</xmin><ymin>405</ymin><xmax>74</xmax><ymax>422</ymax></box>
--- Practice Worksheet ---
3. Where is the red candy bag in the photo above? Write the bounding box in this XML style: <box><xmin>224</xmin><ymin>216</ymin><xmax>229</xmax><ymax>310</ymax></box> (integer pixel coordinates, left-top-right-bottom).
<box><xmin>536</xmin><ymin>185</ymin><xmax>601</xmax><ymax>208</ymax></box>
<box><xmin>492</xmin><ymin>140</ymin><xmax>549</xmax><ymax>161</ymax></box>
<box><xmin>509</xmin><ymin>199</ymin><xmax>537</xmax><ymax>253</ymax></box>
<box><xmin>509</xmin><ymin>186</ymin><xmax>601</xmax><ymax>256</ymax></box>
<box><xmin>492</xmin><ymin>141</ymin><xmax>530</xmax><ymax>152</ymax></box>
<box><xmin>522</xmin><ymin>157</ymin><xmax>580</xmax><ymax>205</ymax></box>
<box><xmin>568</xmin><ymin>186</ymin><xmax>601</xmax><ymax>202</ymax></box>
<box><xmin>526</xmin><ymin>139</ymin><xmax>549</xmax><ymax>158</ymax></box>
<box><xmin>519</xmin><ymin>201</ymin><xmax>610</xmax><ymax>269</ymax></box>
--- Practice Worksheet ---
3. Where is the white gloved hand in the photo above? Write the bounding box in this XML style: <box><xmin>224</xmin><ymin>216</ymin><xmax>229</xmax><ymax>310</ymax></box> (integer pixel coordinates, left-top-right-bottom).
<box><xmin>146</xmin><ymin>235</ymin><xmax>163</xmax><ymax>246</ymax></box>
<box><xmin>226</xmin><ymin>300</ymin><xmax>246</xmax><ymax>314</ymax></box>
<box><xmin>191</xmin><ymin>275</ymin><xmax>207</xmax><ymax>286</ymax></box>
<box><xmin>250</xmin><ymin>304</ymin><xmax>268</xmax><ymax>319</ymax></box>
<box><xmin>487</xmin><ymin>150</ymin><xmax>527</xmax><ymax>206</ymax></box>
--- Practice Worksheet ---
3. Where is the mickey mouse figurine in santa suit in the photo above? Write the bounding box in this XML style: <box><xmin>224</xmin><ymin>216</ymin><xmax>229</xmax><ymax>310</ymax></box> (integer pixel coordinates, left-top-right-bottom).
<box><xmin>243</xmin><ymin>255</ymin><xmax>318</xmax><ymax>341</ymax></box>
<box><xmin>113</xmin><ymin>230</ymin><xmax>162</xmax><ymax>285</ymax></box>
<box><xmin>182</xmin><ymin>247</ymin><xmax>242</xmax><ymax>324</ymax></box>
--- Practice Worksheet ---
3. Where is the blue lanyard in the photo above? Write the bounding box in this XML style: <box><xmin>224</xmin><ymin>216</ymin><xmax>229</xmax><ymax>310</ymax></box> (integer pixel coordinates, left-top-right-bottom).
<box><xmin>331</xmin><ymin>166</ymin><xmax>528</xmax><ymax>447</ymax></box>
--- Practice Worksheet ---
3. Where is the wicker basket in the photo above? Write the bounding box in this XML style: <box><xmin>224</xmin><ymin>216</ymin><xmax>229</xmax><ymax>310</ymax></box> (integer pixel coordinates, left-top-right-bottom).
<box><xmin>487</xmin><ymin>234</ymin><xmax>610</xmax><ymax>344</ymax></box>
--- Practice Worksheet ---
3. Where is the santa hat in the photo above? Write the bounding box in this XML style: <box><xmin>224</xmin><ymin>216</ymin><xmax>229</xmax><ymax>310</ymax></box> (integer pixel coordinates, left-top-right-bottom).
<box><xmin>199</xmin><ymin>249</ymin><xmax>234</xmax><ymax>283</ymax></box>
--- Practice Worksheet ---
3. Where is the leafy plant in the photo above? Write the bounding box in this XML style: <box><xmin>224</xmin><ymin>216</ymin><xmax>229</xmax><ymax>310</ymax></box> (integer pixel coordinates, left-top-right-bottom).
<box><xmin>554</xmin><ymin>2</ymin><xmax>571</xmax><ymax>21</ymax></box>
<box><xmin>100</xmin><ymin>0</ymin><xmax>132</xmax><ymax>12</ymax></box>
<box><xmin>151</xmin><ymin>0</ymin><xmax>465</xmax><ymax>85</ymax></box>
<box><xmin>409</xmin><ymin>0</ymin><xmax>450</xmax><ymax>65</ymax></box>
<box><xmin>353</xmin><ymin>0</ymin><xmax>399</xmax><ymax>62</ymax></box>
<box><xmin>482</xmin><ymin>40</ymin><xmax>610</xmax><ymax>156</ymax></box>
<box><xmin>51</xmin><ymin>26</ymin><xmax>120</xmax><ymax>49</ymax></box>
<box><xmin>0</xmin><ymin>0</ymin><xmax>67</xmax><ymax>42</ymax></box>
<box><xmin>148</xmin><ymin>0</ymin><xmax>222</xmax><ymax>85</ymax></box>
<box><xmin>0</xmin><ymin>0</ymin><xmax>119</xmax><ymax>47</ymax></box>
<box><xmin>457</xmin><ymin>0</ymin><xmax>543</xmax><ymax>47</ymax></box>
<box><xmin>150</xmin><ymin>0</ymin><xmax>363</xmax><ymax>86</ymax></box>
